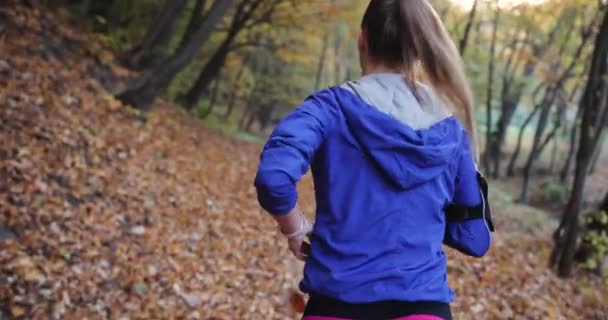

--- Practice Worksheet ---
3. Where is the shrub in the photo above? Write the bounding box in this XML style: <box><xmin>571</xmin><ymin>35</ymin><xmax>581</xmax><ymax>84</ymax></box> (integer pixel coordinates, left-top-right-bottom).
<box><xmin>540</xmin><ymin>182</ymin><xmax>569</xmax><ymax>205</ymax></box>
<box><xmin>578</xmin><ymin>210</ymin><xmax>608</xmax><ymax>277</ymax></box>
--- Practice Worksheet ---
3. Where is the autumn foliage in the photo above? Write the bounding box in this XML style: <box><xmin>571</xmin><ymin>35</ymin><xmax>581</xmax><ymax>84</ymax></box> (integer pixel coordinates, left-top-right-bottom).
<box><xmin>0</xmin><ymin>2</ymin><xmax>607</xmax><ymax>319</ymax></box>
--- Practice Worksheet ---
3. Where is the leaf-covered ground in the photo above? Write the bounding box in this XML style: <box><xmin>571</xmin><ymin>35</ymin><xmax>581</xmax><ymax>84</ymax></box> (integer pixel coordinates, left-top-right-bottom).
<box><xmin>1</xmin><ymin>3</ymin><xmax>607</xmax><ymax>319</ymax></box>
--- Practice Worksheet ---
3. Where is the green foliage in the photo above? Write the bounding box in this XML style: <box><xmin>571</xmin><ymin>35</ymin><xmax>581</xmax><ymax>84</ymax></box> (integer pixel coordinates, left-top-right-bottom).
<box><xmin>65</xmin><ymin>0</ymin><xmax>602</xmax><ymax>140</ymax></box>
<box><xmin>200</xmin><ymin>111</ymin><xmax>238</xmax><ymax>136</ymax></box>
<box><xmin>540</xmin><ymin>182</ymin><xmax>569</xmax><ymax>204</ymax></box>
<box><xmin>581</xmin><ymin>211</ymin><xmax>608</xmax><ymax>276</ymax></box>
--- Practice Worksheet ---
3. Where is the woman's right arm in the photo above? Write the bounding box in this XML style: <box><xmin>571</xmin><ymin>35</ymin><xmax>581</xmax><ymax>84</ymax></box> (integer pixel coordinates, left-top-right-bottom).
<box><xmin>254</xmin><ymin>97</ymin><xmax>331</xmax><ymax>215</ymax></box>
<box><xmin>254</xmin><ymin>93</ymin><xmax>334</xmax><ymax>260</ymax></box>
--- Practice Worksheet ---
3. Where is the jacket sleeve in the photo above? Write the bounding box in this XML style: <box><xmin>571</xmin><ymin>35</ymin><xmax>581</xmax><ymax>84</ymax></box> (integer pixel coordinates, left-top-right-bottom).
<box><xmin>443</xmin><ymin>133</ymin><xmax>494</xmax><ymax>257</ymax></box>
<box><xmin>254</xmin><ymin>98</ymin><xmax>331</xmax><ymax>215</ymax></box>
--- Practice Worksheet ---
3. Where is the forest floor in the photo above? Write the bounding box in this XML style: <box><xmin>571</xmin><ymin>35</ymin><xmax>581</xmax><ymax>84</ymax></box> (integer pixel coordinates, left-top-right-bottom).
<box><xmin>1</xmin><ymin>3</ymin><xmax>607</xmax><ymax>320</ymax></box>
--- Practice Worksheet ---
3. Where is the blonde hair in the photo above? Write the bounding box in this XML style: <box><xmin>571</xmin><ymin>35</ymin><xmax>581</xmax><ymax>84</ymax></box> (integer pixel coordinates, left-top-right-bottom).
<box><xmin>362</xmin><ymin>0</ymin><xmax>478</xmax><ymax>159</ymax></box>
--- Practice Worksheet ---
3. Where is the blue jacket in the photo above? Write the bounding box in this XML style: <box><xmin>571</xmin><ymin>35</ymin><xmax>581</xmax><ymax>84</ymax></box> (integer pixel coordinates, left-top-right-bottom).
<box><xmin>255</xmin><ymin>74</ymin><xmax>492</xmax><ymax>304</ymax></box>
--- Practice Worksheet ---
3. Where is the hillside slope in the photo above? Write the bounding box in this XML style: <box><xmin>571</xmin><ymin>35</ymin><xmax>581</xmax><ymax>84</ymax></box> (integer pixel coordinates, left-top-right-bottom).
<box><xmin>1</xmin><ymin>2</ymin><xmax>606</xmax><ymax>319</ymax></box>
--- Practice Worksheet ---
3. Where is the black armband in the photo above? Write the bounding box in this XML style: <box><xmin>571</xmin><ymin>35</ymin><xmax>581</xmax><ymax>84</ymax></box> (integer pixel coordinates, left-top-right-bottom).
<box><xmin>445</xmin><ymin>172</ymin><xmax>495</xmax><ymax>232</ymax></box>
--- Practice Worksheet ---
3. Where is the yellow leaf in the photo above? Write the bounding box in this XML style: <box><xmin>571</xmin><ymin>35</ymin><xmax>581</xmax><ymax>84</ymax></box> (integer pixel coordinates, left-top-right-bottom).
<box><xmin>11</xmin><ymin>306</ymin><xmax>25</xmax><ymax>317</ymax></box>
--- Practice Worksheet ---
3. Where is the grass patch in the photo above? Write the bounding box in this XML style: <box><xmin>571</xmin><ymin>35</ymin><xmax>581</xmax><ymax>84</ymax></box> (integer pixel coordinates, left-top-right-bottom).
<box><xmin>234</xmin><ymin>131</ymin><xmax>264</xmax><ymax>143</ymax></box>
<box><xmin>200</xmin><ymin>114</ymin><xmax>237</xmax><ymax>136</ymax></box>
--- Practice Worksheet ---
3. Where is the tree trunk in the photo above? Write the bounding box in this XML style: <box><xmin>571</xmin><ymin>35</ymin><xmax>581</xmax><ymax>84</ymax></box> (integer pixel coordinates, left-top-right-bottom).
<box><xmin>124</xmin><ymin>0</ymin><xmax>189</xmax><ymax>69</ymax></box>
<box><xmin>507</xmin><ymin>105</ymin><xmax>540</xmax><ymax>176</ymax></box>
<box><xmin>238</xmin><ymin>105</ymin><xmax>252</xmax><ymax>130</ymax></box>
<box><xmin>518</xmin><ymin>15</ymin><xmax>595</xmax><ymax>200</ymax></box>
<box><xmin>491</xmin><ymin>31</ymin><xmax>528</xmax><ymax>178</ymax></box>
<box><xmin>182</xmin><ymin>36</ymin><xmax>234</xmax><ymax>109</ymax></box>
<box><xmin>491</xmin><ymin>97</ymin><xmax>518</xmax><ymax>177</ymax></box>
<box><xmin>520</xmin><ymin>97</ymin><xmax>554</xmax><ymax>203</ymax></box>
<box><xmin>116</xmin><ymin>0</ymin><xmax>234</xmax><ymax>111</ymax></box>
<box><xmin>536</xmin><ymin>107</ymin><xmax>564</xmax><ymax>160</ymax></box>
<box><xmin>519</xmin><ymin>21</ymin><xmax>595</xmax><ymax>200</ymax></box>
<box><xmin>224</xmin><ymin>90</ymin><xmax>240</xmax><ymax>121</ymax></box>
<box><xmin>245</xmin><ymin>113</ymin><xmax>256</xmax><ymax>132</ymax></box>
<box><xmin>560</xmin><ymin>129</ymin><xmax>577</xmax><ymax>179</ymax></box>
<box><xmin>238</xmin><ymin>80</ymin><xmax>259</xmax><ymax>129</ymax></box>
<box><xmin>223</xmin><ymin>53</ymin><xmax>253</xmax><ymax>121</ymax></box>
<box><xmin>493</xmin><ymin>11</ymin><xmax>573</xmax><ymax>177</ymax></box>
<box><xmin>459</xmin><ymin>0</ymin><xmax>478</xmax><ymax>56</ymax></box>
<box><xmin>537</xmin><ymin>104</ymin><xmax>565</xmax><ymax>159</ymax></box>
<box><xmin>483</xmin><ymin>2</ymin><xmax>500</xmax><ymax>173</ymax></box>
<box><xmin>560</xmin><ymin>107</ymin><xmax>583</xmax><ymax>182</ymax></box>
<box><xmin>257</xmin><ymin>105</ymin><xmax>275</xmax><ymax>132</ymax></box>
<box><xmin>314</xmin><ymin>33</ymin><xmax>329</xmax><ymax>91</ymax></box>
<box><xmin>518</xmin><ymin>89</ymin><xmax>567</xmax><ymax>201</ymax></box>
<box><xmin>549</xmin><ymin>131</ymin><xmax>559</xmax><ymax>173</ymax></box>
<box><xmin>201</xmin><ymin>77</ymin><xmax>221</xmax><ymax>118</ymax></box>
<box><xmin>182</xmin><ymin>0</ymin><xmax>273</xmax><ymax>109</ymax></box>
<box><xmin>551</xmin><ymin>10</ymin><xmax>608</xmax><ymax>277</ymax></box>
<box><xmin>178</xmin><ymin>0</ymin><xmax>208</xmax><ymax>50</ymax></box>
<box><xmin>244</xmin><ymin>106</ymin><xmax>258</xmax><ymax>132</ymax></box>
<box><xmin>551</xmin><ymin>164</ymin><xmax>588</xmax><ymax>274</ymax></box>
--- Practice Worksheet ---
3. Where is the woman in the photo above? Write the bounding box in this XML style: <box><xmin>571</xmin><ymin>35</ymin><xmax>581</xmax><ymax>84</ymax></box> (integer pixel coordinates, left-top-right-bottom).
<box><xmin>255</xmin><ymin>1</ymin><xmax>494</xmax><ymax>319</ymax></box>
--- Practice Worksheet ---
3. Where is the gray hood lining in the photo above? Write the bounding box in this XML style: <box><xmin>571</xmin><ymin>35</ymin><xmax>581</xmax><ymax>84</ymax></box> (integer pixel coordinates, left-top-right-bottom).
<box><xmin>340</xmin><ymin>73</ymin><xmax>451</xmax><ymax>130</ymax></box>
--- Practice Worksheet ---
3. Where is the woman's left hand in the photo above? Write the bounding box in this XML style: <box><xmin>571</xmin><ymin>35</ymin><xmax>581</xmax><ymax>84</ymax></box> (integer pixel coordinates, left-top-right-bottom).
<box><xmin>274</xmin><ymin>208</ymin><xmax>313</xmax><ymax>261</ymax></box>
<box><xmin>286</xmin><ymin>217</ymin><xmax>313</xmax><ymax>261</ymax></box>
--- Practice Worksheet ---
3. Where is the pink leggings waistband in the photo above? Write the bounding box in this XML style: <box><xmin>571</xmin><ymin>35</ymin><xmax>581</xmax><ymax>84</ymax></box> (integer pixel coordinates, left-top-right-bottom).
<box><xmin>304</xmin><ymin>315</ymin><xmax>445</xmax><ymax>320</ymax></box>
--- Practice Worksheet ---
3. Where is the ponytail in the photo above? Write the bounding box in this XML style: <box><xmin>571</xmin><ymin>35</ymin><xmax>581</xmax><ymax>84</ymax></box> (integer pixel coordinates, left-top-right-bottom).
<box><xmin>362</xmin><ymin>0</ymin><xmax>478</xmax><ymax>160</ymax></box>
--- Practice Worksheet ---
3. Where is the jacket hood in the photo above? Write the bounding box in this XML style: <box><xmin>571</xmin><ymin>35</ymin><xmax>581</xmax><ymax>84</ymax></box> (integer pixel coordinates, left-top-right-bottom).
<box><xmin>332</xmin><ymin>74</ymin><xmax>464</xmax><ymax>190</ymax></box>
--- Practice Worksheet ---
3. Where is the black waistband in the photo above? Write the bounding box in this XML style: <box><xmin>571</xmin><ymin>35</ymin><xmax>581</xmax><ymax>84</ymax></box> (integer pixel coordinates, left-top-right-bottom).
<box><xmin>304</xmin><ymin>294</ymin><xmax>452</xmax><ymax>320</ymax></box>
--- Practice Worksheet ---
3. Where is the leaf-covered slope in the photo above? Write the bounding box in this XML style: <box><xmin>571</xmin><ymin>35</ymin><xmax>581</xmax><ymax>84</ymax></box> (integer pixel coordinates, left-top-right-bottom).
<box><xmin>0</xmin><ymin>2</ymin><xmax>606</xmax><ymax>319</ymax></box>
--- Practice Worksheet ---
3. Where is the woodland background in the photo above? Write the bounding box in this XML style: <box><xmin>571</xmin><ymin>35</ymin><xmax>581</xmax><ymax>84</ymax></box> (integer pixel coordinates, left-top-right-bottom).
<box><xmin>1</xmin><ymin>0</ymin><xmax>608</xmax><ymax>319</ymax></box>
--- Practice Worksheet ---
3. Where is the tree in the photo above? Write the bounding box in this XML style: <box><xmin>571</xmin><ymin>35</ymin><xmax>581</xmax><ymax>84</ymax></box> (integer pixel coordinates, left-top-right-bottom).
<box><xmin>558</xmin><ymin>70</ymin><xmax>587</xmax><ymax>182</ymax></box>
<box><xmin>181</xmin><ymin>0</ymin><xmax>283</xmax><ymax>110</ymax></box>
<box><xmin>223</xmin><ymin>52</ymin><xmax>253</xmax><ymax>121</ymax></box>
<box><xmin>333</xmin><ymin>24</ymin><xmax>347</xmax><ymax>85</ymax></box>
<box><xmin>116</xmin><ymin>0</ymin><xmax>234</xmax><ymax>111</ymax></box>
<box><xmin>536</xmin><ymin>92</ymin><xmax>567</xmax><ymax>162</ymax></box>
<box><xmin>551</xmin><ymin>9</ymin><xmax>608</xmax><ymax>277</ymax></box>
<box><xmin>506</xmin><ymin>102</ymin><xmax>541</xmax><ymax>176</ymax></box>
<box><xmin>201</xmin><ymin>75</ymin><xmax>222</xmax><ymax>118</ymax></box>
<box><xmin>314</xmin><ymin>33</ymin><xmax>329</xmax><ymax>91</ymax></box>
<box><xmin>560</xmin><ymin>106</ymin><xmax>583</xmax><ymax>182</ymax></box>
<box><xmin>121</xmin><ymin>0</ymin><xmax>189</xmax><ymax>69</ymax></box>
<box><xmin>518</xmin><ymin>13</ymin><xmax>597</xmax><ymax>203</ymax></box>
<box><xmin>178</xmin><ymin>0</ymin><xmax>208</xmax><ymax>50</ymax></box>
<box><xmin>492</xmin><ymin>8</ymin><xmax>569</xmax><ymax>178</ymax></box>
<box><xmin>459</xmin><ymin>0</ymin><xmax>479</xmax><ymax>56</ymax></box>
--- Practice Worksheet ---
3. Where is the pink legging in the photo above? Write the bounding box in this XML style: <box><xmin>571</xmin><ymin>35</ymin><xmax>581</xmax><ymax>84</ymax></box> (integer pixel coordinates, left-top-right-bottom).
<box><xmin>304</xmin><ymin>316</ymin><xmax>444</xmax><ymax>320</ymax></box>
